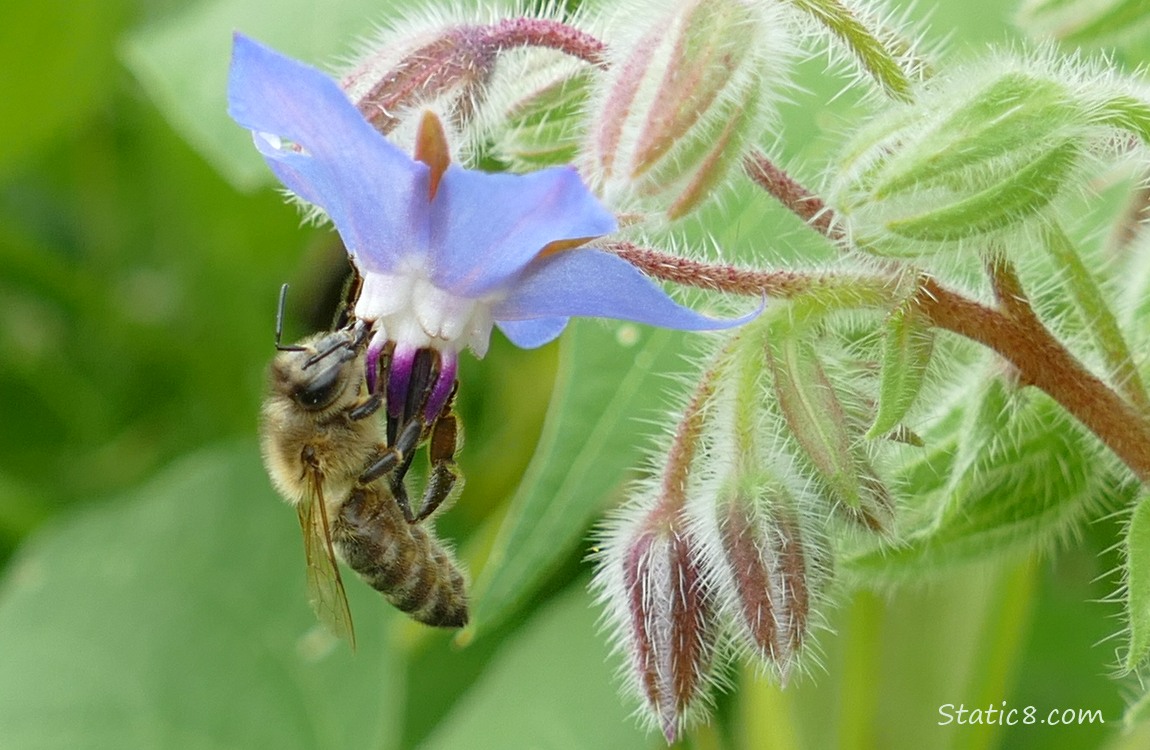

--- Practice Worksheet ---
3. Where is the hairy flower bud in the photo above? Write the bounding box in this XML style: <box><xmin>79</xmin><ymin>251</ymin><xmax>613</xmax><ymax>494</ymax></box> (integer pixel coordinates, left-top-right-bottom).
<box><xmin>765</xmin><ymin>333</ymin><xmax>894</xmax><ymax>531</ymax></box>
<box><xmin>596</xmin><ymin>504</ymin><xmax>718</xmax><ymax>743</ymax></box>
<box><xmin>488</xmin><ymin>54</ymin><xmax>593</xmax><ymax>170</ymax></box>
<box><xmin>701</xmin><ymin>475</ymin><xmax>826</xmax><ymax>677</ymax></box>
<box><xmin>830</xmin><ymin>68</ymin><xmax>1097</xmax><ymax>257</ymax></box>
<box><xmin>587</xmin><ymin>0</ymin><xmax>789</xmax><ymax>220</ymax></box>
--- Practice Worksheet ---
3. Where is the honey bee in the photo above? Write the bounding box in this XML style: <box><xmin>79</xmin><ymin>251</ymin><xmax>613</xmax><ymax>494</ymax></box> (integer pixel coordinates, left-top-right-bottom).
<box><xmin>260</xmin><ymin>298</ymin><xmax>468</xmax><ymax>642</ymax></box>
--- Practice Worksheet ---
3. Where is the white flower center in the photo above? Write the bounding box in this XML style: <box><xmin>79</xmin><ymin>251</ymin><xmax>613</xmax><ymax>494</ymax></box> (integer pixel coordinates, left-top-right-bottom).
<box><xmin>353</xmin><ymin>259</ymin><xmax>496</xmax><ymax>357</ymax></box>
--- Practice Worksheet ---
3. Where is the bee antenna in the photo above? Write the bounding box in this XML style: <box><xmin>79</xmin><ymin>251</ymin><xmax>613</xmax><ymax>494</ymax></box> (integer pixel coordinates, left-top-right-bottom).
<box><xmin>275</xmin><ymin>283</ymin><xmax>306</xmax><ymax>352</ymax></box>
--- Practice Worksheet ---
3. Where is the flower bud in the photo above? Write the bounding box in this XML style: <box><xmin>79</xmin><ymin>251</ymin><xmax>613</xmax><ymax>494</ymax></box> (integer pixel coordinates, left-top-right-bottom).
<box><xmin>765</xmin><ymin>334</ymin><xmax>894</xmax><ymax>532</ymax></box>
<box><xmin>831</xmin><ymin>69</ymin><xmax>1095</xmax><ymax>257</ymax></box>
<box><xmin>703</xmin><ymin>475</ymin><xmax>826</xmax><ymax>677</ymax></box>
<box><xmin>488</xmin><ymin>53</ymin><xmax>593</xmax><ymax>170</ymax></box>
<box><xmin>587</xmin><ymin>0</ymin><xmax>789</xmax><ymax>220</ymax></box>
<box><xmin>597</xmin><ymin>504</ymin><xmax>718</xmax><ymax>743</ymax></box>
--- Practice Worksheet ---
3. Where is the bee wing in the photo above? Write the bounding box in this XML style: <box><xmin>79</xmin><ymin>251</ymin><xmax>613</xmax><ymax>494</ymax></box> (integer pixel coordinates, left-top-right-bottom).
<box><xmin>298</xmin><ymin>470</ymin><xmax>356</xmax><ymax>648</ymax></box>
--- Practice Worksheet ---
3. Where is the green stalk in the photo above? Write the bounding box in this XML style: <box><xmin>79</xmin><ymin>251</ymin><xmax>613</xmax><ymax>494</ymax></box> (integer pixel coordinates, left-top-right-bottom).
<box><xmin>782</xmin><ymin>0</ymin><xmax>918</xmax><ymax>101</ymax></box>
<box><xmin>954</xmin><ymin>559</ymin><xmax>1038</xmax><ymax>750</ymax></box>
<box><xmin>736</xmin><ymin>666</ymin><xmax>802</xmax><ymax>750</ymax></box>
<box><xmin>838</xmin><ymin>590</ymin><xmax>883</xmax><ymax>750</ymax></box>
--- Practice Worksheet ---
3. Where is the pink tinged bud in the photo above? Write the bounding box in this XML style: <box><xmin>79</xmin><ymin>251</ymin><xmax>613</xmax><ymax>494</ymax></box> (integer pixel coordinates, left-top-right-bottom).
<box><xmin>621</xmin><ymin>522</ymin><xmax>717</xmax><ymax>743</ymax></box>
<box><xmin>590</xmin><ymin>0</ymin><xmax>776</xmax><ymax>219</ymax></box>
<box><xmin>629</xmin><ymin>0</ymin><xmax>752</xmax><ymax>174</ymax></box>
<box><xmin>714</xmin><ymin>488</ymin><xmax>815</xmax><ymax>676</ymax></box>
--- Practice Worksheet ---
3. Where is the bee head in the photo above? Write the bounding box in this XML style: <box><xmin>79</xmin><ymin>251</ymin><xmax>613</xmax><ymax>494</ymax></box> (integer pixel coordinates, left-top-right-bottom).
<box><xmin>270</xmin><ymin>330</ymin><xmax>363</xmax><ymax>413</ymax></box>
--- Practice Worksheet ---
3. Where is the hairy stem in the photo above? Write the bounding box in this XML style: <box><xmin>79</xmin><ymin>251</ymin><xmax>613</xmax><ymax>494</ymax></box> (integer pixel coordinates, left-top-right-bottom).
<box><xmin>656</xmin><ymin>357</ymin><xmax>721</xmax><ymax>519</ymax></box>
<box><xmin>743</xmin><ymin>151</ymin><xmax>845</xmax><ymax>244</ymax></box>
<box><xmin>482</xmin><ymin>17</ymin><xmax>608</xmax><ymax>66</ymax></box>
<box><xmin>614</xmin><ymin>240</ymin><xmax>1150</xmax><ymax>483</ymax></box>
<box><xmin>914</xmin><ymin>275</ymin><xmax>1150</xmax><ymax>482</ymax></box>
<box><xmin>727</xmin><ymin>152</ymin><xmax>1150</xmax><ymax>480</ymax></box>
<box><xmin>781</xmin><ymin>0</ymin><xmax>918</xmax><ymax>101</ymax></box>
<box><xmin>347</xmin><ymin>18</ymin><xmax>607</xmax><ymax>134</ymax></box>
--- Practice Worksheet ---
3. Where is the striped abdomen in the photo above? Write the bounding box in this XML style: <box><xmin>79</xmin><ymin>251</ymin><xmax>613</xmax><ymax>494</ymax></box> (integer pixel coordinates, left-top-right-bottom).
<box><xmin>333</xmin><ymin>485</ymin><xmax>469</xmax><ymax>628</ymax></box>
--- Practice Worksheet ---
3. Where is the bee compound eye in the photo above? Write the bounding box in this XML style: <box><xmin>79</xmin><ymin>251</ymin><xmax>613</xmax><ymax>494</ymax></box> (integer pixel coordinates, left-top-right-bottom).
<box><xmin>294</xmin><ymin>362</ymin><xmax>345</xmax><ymax>410</ymax></box>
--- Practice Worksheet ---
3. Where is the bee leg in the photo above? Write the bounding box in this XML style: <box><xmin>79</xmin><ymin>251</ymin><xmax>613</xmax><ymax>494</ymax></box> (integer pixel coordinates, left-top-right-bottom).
<box><xmin>358</xmin><ymin>420</ymin><xmax>421</xmax><ymax>484</ymax></box>
<box><xmin>348</xmin><ymin>392</ymin><xmax>383</xmax><ymax>421</ymax></box>
<box><xmin>389</xmin><ymin>475</ymin><xmax>416</xmax><ymax>525</ymax></box>
<box><xmin>413</xmin><ymin>458</ymin><xmax>461</xmax><ymax>523</ymax></box>
<box><xmin>358</xmin><ymin>419</ymin><xmax>424</xmax><ymax>522</ymax></box>
<box><xmin>411</xmin><ymin>411</ymin><xmax>462</xmax><ymax>522</ymax></box>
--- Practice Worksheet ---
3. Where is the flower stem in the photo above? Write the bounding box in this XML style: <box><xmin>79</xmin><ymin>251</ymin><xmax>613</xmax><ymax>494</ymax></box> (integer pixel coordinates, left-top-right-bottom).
<box><xmin>481</xmin><ymin>17</ymin><xmax>608</xmax><ymax>67</ymax></box>
<box><xmin>914</xmin><ymin>272</ymin><xmax>1150</xmax><ymax>483</ymax></box>
<box><xmin>743</xmin><ymin>151</ymin><xmax>845</xmax><ymax>244</ymax></box>
<box><xmin>656</xmin><ymin>353</ymin><xmax>723</xmax><ymax>518</ymax></box>
<box><xmin>718</xmin><ymin>154</ymin><xmax>1150</xmax><ymax>482</ymax></box>
<box><xmin>613</xmin><ymin>239</ymin><xmax>1150</xmax><ymax>483</ymax></box>
<box><xmin>347</xmin><ymin>19</ymin><xmax>607</xmax><ymax>135</ymax></box>
<box><xmin>606</xmin><ymin>241</ymin><xmax>898</xmax><ymax>304</ymax></box>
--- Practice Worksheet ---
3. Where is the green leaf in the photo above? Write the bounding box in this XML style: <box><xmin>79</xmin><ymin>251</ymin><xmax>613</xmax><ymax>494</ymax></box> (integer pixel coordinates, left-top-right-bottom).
<box><xmin>421</xmin><ymin>582</ymin><xmax>655</xmax><ymax>749</ymax></box>
<box><xmin>1042</xmin><ymin>223</ymin><xmax>1150</xmax><ymax>414</ymax></box>
<box><xmin>867</xmin><ymin>298</ymin><xmax>935</xmax><ymax>438</ymax></box>
<box><xmin>844</xmin><ymin>390</ymin><xmax>1106</xmax><ymax>581</ymax></box>
<box><xmin>469</xmin><ymin>320</ymin><xmax>688</xmax><ymax>633</ymax></box>
<box><xmin>120</xmin><ymin>0</ymin><xmax>429</xmax><ymax>190</ymax></box>
<box><xmin>1125</xmin><ymin>494</ymin><xmax>1150</xmax><ymax>671</ymax></box>
<box><xmin>0</xmin><ymin>442</ymin><xmax>402</xmax><ymax>750</ymax></box>
<box><xmin>1058</xmin><ymin>0</ymin><xmax>1150</xmax><ymax>47</ymax></box>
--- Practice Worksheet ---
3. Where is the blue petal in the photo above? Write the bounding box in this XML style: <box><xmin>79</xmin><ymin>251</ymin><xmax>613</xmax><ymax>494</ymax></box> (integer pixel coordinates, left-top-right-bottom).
<box><xmin>428</xmin><ymin>165</ymin><xmax>616</xmax><ymax>296</ymax></box>
<box><xmin>227</xmin><ymin>34</ymin><xmax>429</xmax><ymax>272</ymax></box>
<box><xmin>493</xmin><ymin>249</ymin><xmax>758</xmax><ymax>330</ymax></box>
<box><xmin>496</xmin><ymin>317</ymin><xmax>571</xmax><ymax>348</ymax></box>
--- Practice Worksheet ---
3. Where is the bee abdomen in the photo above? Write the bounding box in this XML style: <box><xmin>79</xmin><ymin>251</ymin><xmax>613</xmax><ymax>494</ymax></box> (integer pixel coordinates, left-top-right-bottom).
<box><xmin>335</xmin><ymin>487</ymin><xmax>469</xmax><ymax>628</ymax></box>
<box><xmin>382</xmin><ymin>525</ymin><xmax>469</xmax><ymax>627</ymax></box>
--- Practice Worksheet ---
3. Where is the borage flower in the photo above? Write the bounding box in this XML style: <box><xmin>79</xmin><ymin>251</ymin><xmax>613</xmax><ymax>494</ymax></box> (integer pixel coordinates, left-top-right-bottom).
<box><xmin>227</xmin><ymin>34</ymin><xmax>751</xmax><ymax>423</ymax></box>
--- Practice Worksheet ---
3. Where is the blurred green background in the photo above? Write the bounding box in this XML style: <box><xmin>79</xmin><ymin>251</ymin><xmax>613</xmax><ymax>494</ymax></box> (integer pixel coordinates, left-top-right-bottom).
<box><xmin>1</xmin><ymin>0</ymin><xmax>1149</xmax><ymax>748</ymax></box>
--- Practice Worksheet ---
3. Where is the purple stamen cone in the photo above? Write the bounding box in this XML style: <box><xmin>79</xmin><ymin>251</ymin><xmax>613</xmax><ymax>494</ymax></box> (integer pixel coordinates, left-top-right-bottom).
<box><xmin>424</xmin><ymin>353</ymin><xmax>457</xmax><ymax>423</ymax></box>
<box><xmin>387</xmin><ymin>346</ymin><xmax>416</xmax><ymax>420</ymax></box>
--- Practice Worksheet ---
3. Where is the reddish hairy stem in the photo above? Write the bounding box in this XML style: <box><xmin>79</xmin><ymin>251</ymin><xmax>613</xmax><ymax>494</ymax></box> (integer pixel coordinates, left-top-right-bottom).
<box><xmin>743</xmin><ymin>150</ymin><xmax>844</xmax><ymax>243</ymax></box>
<box><xmin>483</xmin><ymin>17</ymin><xmax>608</xmax><ymax>67</ymax></box>
<box><xmin>728</xmin><ymin>151</ymin><xmax>1150</xmax><ymax>480</ymax></box>
<box><xmin>613</xmin><ymin>241</ymin><xmax>1150</xmax><ymax>483</ymax></box>
<box><xmin>656</xmin><ymin>358</ymin><xmax>722</xmax><ymax>519</ymax></box>
<box><xmin>914</xmin><ymin>278</ymin><xmax>1150</xmax><ymax>482</ymax></box>
<box><xmin>347</xmin><ymin>18</ymin><xmax>606</xmax><ymax>134</ymax></box>
<box><xmin>608</xmin><ymin>241</ymin><xmax>832</xmax><ymax>297</ymax></box>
